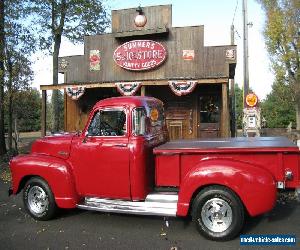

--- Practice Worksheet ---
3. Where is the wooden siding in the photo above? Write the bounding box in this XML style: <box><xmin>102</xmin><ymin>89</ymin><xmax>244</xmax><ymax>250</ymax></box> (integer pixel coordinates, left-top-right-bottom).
<box><xmin>59</xmin><ymin>55</ymin><xmax>86</xmax><ymax>83</ymax></box>
<box><xmin>41</xmin><ymin>78</ymin><xmax>228</xmax><ymax>90</ymax></box>
<box><xmin>112</xmin><ymin>5</ymin><xmax>172</xmax><ymax>33</ymax></box>
<box><xmin>80</xmin><ymin>26</ymin><xmax>205</xmax><ymax>83</ymax></box>
<box><xmin>59</xmin><ymin>31</ymin><xmax>236</xmax><ymax>85</ymax></box>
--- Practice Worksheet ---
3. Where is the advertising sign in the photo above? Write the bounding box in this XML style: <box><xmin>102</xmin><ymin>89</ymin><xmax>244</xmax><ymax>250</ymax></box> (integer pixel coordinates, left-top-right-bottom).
<box><xmin>245</xmin><ymin>93</ymin><xmax>258</xmax><ymax>107</ymax></box>
<box><xmin>113</xmin><ymin>40</ymin><xmax>167</xmax><ymax>71</ymax></box>
<box><xmin>182</xmin><ymin>50</ymin><xmax>195</xmax><ymax>60</ymax></box>
<box><xmin>89</xmin><ymin>50</ymin><xmax>101</xmax><ymax>71</ymax></box>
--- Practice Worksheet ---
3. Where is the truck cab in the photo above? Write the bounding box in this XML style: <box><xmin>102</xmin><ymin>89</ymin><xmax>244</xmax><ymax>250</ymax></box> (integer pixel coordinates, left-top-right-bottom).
<box><xmin>69</xmin><ymin>96</ymin><xmax>167</xmax><ymax>200</ymax></box>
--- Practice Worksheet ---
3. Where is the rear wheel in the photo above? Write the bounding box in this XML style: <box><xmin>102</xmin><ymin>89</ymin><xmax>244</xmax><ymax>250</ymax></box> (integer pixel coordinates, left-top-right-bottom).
<box><xmin>192</xmin><ymin>185</ymin><xmax>244</xmax><ymax>241</ymax></box>
<box><xmin>23</xmin><ymin>177</ymin><xmax>58</xmax><ymax>220</ymax></box>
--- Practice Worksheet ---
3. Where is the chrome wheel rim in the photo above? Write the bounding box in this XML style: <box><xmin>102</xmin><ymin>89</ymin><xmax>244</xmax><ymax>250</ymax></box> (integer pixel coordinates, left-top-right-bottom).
<box><xmin>27</xmin><ymin>186</ymin><xmax>49</xmax><ymax>214</ymax></box>
<box><xmin>201</xmin><ymin>198</ymin><xmax>232</xmax><ymax>233</ymax></box>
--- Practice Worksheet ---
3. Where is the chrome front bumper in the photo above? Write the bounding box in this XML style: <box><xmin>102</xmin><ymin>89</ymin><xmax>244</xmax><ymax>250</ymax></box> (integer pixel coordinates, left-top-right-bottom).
<box><xmin>296</xmin><ymin>188</ymin><xmax>300</xmax><ymax>201</ymax></box>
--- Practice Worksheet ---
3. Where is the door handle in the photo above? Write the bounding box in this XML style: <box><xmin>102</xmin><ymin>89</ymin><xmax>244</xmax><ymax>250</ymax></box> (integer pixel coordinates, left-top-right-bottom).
<box><xmin>112</xmin><ymin>143</ymin><xmax>127</xmax><ymax>147</ymax></box>
<box><xmin>101</xmin><ymin>143</ymin><xmax>127</xmax><ymax>147</ymax></box>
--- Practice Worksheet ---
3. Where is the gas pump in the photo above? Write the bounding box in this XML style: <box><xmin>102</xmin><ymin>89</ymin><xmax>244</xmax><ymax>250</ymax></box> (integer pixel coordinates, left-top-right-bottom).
<box><xmin>243</xmin><ymin>93</ymin><xmax>261</xmax><ymax>137</ymax></box>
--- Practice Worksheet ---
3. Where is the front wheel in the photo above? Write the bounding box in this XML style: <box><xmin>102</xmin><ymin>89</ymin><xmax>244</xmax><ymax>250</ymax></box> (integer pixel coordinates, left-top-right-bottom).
<box><xmin>192</xmin><ymin>185</ymin><xmax>245</xmax><ymax>241</ymax></box>
<box><xmin>23</xmin><ymin>177</ymin><xmax>58</xmax><ymax>220</ymax></box>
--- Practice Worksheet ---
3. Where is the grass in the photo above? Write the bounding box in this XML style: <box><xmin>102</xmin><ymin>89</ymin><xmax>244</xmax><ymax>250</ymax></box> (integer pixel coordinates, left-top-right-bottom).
<box><xmin>0</xmin><ymin>131</ymin><xmax>41</xmax><ymax>167</ymax></box>
<box><xmin>0</xmin><ymin>132</ymin><xmax>41</xmax><ymax>183</ymax></box>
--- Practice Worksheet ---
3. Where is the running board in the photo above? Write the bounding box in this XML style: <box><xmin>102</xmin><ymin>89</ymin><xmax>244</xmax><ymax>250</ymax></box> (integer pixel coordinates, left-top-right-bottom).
<box><xmin>77</xmin><ymin>192</ymin><xmax>178</xmax><ymax>217</ymax></box>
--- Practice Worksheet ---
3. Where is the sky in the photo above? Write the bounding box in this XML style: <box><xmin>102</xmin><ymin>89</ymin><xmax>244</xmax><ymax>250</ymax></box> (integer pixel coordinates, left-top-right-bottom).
<box><xmin>32</xmin><ymin>0</ymin><xmax>274</xmax><ymax>100</ymax></box>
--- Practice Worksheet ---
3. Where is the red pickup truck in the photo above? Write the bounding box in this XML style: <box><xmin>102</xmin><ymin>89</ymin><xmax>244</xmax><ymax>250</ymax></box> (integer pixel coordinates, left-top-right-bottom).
<box><xmin>9</xmin><ymin>96</ymin><xmax>300</xmax><ymax>241</ymax></box>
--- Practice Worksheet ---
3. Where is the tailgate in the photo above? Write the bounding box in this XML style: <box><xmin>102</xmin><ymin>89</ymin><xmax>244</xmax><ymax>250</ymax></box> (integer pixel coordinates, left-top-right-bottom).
<box><xmin>283</xmin><ymin>153</ymin><xmax>300</xmax><ymax>189</ymax></box>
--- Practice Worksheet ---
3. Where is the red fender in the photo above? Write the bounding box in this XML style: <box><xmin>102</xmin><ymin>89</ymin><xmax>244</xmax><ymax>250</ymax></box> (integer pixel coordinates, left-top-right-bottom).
<box><xmin>10</xmin><ymin>154</ymin><xmax>80</xmax><ymax>208</ymax></box>
<box><xmin>176</xmin><ymin>158</ymin><xmax>276</xmax><ymax>217</ymax></box>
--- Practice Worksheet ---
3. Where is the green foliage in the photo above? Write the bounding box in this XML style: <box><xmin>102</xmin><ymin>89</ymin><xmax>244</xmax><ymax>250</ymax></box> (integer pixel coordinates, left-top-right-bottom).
<box><xmin>0</xmin><ymin>0</ymin><xmax>36</xmax><ymax>154</ymax></box>
<box><xmin>234</xmin><ymin>84</ymin><xmax>244</xmax><ymax>129</ymax></box>
<box><xmin>4</xmin><ymin>88</ymin><xmax>41</xmax><ymax>132</ymax></box>
<box><xmin>257</xmin><ymin>0</ymin><xmax>300</xmax><ymax>128</ymax></box>
<box><xmin>26</xmin><ymin>0</ymin><xmax>110</xmax><ymax>51</ymax></box>
<box><xmin>6</xmin><ymin>54</ymin><xmax>34</xmax><ymax>91</ymax></box>
<box><xmin>25</xmin><ymin>0</ymin><xmax>110</xmax><ymax>131</ymax></box>
<box><xmin>4</xmin><ymin>0</ymin><xmax>36</xmax><ymax>88</ymax></box>
<box><xmin>5</xmin><ymin>0</ymin><xmax>36</xmax><ymax>56</ymax></box>
<box><xmin>261</xmin><ymin>73</ymin><xmax>296</xmax><ymax>128</ymax></box>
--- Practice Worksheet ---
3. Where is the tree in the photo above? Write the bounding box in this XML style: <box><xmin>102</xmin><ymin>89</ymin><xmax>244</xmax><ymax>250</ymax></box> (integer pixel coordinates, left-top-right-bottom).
<box><xmin>4</xmin><ymin>1</ymin><xmax>35</xmax><ymax>151</ymax></box>
<box><xmin>0</xmin><ymin>0</ymin><xmax>6</xmax><ymax>155</ymax></box>
<box><xmin>6</xmin><ymin>54</ymin><xmax>34</xmax><ymax>149</ymax></box>
<box><xmin>47</xmin><ymin>90</ymin><xmax>64</xmax><ymax>131</ymax></box>
<box><xmin>0</xmin><ymin>0</ymin><xmax>36</xmax><ymax>156</ymax></box>
<box><xmin>257</xmin><ymin>0</ymin><xmax>300</xmax><ymax>129</ymax></box>
<box><xmin>9</xmin><ymin>89</ymin><xmax>41</xmax><ymax>132</ymax></box>
<box><xmin>3</xmin><ymin>88</ymin><xmax>41</xmax><ymax>153</ymax></box>
<box><xmin>234</xmin><ymin>84</ymin><xmax>244</xmax><ymax>129</ymax></box>
<box><xmin>261</xmin><ymin>68</ymin><xmax>296</xmax><ymax>128</ymax></box>
<box><xmin>27</xmin><ymin>0</ymin><xmax>110</xmax><ymax>131</ymax></box>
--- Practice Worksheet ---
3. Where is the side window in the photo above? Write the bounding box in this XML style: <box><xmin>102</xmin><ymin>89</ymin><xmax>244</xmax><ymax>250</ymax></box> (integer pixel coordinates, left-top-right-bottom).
<box><xmin>132</xmin><ymin>105</ymin><xmax>165</xmax><ymax>136</ymax></box>
<box><xmin>132</xmin><ymin>107</ymin><xmax>147</xmax><ymax>136</ymax></box>
<box><xmin>88</xmin><ymin>109</ymin><xmax>126</xmax><ymax>136</ymax></box>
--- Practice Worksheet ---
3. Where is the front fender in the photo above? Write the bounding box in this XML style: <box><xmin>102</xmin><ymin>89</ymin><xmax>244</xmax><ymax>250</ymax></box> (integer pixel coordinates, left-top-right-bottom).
<box><xmin>177</xmin><ymin>158</ymin><xmax>276</xmax><ymax>217</ymax></box>
<box><xmin>10</xmin><ymin>154</ymin><xmax>80</xmax><ymax>208</ymax></box>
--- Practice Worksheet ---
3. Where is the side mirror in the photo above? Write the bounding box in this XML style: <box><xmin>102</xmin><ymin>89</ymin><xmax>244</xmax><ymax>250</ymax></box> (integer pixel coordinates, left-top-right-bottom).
<box><xmin>82</xmin><ymin>131</ymin><xmax>89</xmax><ymax>143</ymax></box>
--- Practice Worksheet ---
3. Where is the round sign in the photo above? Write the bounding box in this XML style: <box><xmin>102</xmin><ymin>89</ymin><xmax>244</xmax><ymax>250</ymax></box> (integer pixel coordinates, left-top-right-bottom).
<box><xmin>150</xmin><ymin>108</ymin><xmax>159</xmax><ymax>122</ymax></box>
<box><xmin>113</xmin><ymin>40</ymin><xmax>167</xmax><ymax>71</ymax></box>
<box><xmin>246</xmin><ymin>93</ymin><xmax>258</xmax><ymax>107</ymax></box>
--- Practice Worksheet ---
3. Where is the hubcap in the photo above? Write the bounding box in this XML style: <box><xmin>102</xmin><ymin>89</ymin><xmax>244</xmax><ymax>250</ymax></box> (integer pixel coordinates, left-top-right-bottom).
<box><xmin>27</xmin><ymin>186</ymin><xmax>49</xmax><ymax>214</ymax></box>
<box><xmin>200</xmin><ymin>198</ymin><xmax>232</xmax><ymax>233</ymax></box>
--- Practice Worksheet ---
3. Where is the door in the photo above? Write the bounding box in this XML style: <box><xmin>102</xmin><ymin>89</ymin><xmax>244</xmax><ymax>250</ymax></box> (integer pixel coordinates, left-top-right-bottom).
<box><xmin>165</xmin><ymin>102</ymin><xmax>194</xmax><ymax>140</ymax></box>
<box><xmin>199</xmin><ymin>92</ymin><xmax>221</xmax><ymax>138</ymax></box>
<box><xmin>70</xmin><ymin>108</ymin><xmax>131</xmax><ymax>199</ymax></box>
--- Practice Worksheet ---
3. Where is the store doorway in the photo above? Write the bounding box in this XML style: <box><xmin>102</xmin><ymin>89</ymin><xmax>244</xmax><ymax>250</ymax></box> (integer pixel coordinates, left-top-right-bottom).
<box><xmin>198</xmin><ymin>85</ymin><xmax>221</xmax><ymax>138</ymax></box>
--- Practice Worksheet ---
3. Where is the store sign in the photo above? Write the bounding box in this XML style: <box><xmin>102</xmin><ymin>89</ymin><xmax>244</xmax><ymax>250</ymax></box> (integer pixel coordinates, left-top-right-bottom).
<box><xmin>182</xmin><ymin>50</ymin><xmax>195</xmax><ymax>60</ymax></box>
<box><xmin>113</xmin><ymin>40</ymin><xmax>167</xmax><ymax>71</ymax></box>
<box><xmin>89</xmin><ymin>50</ymin><xmax>101</xmax><ymax>71</ymax></box>
<box><xmin>115</xmin><ymin>82</ymin><xmax>141</xmax><ymax>96</ymax></box>
<box><xmin>225</xmin><ymin>49</ymin><xmax>235</xmax><ymax>60</ymax></box>
<box><xmin>66</xmin><ymin>86</ymin><xmax>85</xmax><ymax>100</ymax></box>
<box><xmin>168</xmin><ymin>81</ymin><xmax>197</xmax><ymax>96</ymax></box>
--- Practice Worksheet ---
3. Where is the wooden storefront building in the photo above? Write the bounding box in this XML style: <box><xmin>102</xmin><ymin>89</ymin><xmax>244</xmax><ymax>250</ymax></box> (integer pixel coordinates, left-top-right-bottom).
<box><xmin>41</xmin><ymin>5</ymin><xmax>236</xmax><ymax>140</ymax></box>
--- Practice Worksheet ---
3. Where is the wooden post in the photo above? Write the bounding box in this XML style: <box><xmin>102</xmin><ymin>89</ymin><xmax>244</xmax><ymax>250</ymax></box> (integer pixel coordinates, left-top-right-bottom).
<box><xmin>140</xmin><ymin>85</ymin><xmax>146</xmax><ymax>96</ymax></box>
<box><xmin>64</xmin><ymin>73</ymin><xmax>67</xmax><ymax>131</ymax></box>
<box><xmin>221</xmin><ymin>83</ymin><xmax>230</xmax><ymax>137</ymax></box>
<box><xmin>41</xmin><ymin>90</ymin><xmax>47</xmax><ymax>137</ymax></box>
<box><xmin>230</xmin><ymin>25</ymin><xmax>236</xmax><ymax>137</ymax></box>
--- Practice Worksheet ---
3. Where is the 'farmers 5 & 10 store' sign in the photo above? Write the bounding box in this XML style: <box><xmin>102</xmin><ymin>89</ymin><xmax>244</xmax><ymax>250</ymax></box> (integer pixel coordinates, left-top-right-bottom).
<box><xmin>113</xmin><ymin>40</ymin><xmax>167</xmax><ymax>71</ymax></box>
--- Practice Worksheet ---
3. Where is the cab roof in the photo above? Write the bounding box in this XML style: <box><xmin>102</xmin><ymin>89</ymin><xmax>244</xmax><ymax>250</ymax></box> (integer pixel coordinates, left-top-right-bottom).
<box><xmin>93</xmin><ymin>96</ymin><xmax>163</xmax><ymax>110</ymax></box>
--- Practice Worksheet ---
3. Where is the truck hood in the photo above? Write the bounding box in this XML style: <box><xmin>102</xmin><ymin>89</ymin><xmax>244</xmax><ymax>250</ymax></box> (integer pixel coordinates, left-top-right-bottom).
<box><xmin>31</xmin><ymin>133</ymin><xmax>76</xmax><ymax>159</ymax></box>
